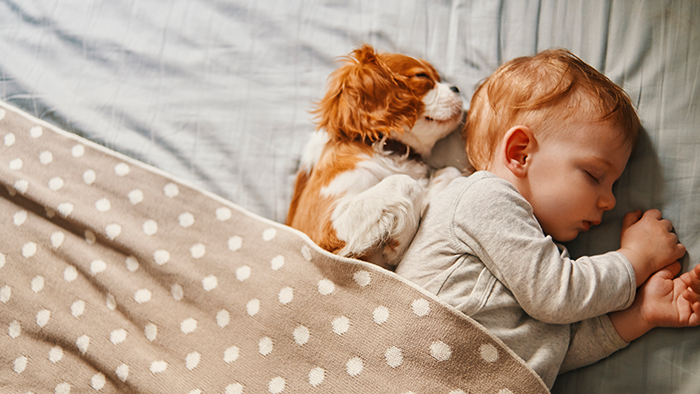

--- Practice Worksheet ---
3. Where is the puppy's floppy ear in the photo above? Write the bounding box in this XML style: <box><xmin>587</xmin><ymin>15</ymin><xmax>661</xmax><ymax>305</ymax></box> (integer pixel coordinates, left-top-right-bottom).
<box><xmin>313</xmin><ymin>44</ymin><xmax>422</xmax><ymax>142</ymax></box>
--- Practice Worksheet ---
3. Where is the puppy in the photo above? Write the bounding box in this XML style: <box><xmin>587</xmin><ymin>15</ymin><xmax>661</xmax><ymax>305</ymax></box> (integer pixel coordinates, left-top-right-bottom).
<box><xmin>286</xmin><ymin>45</ymin><xmax>463</xmax><ymax>269</ymax></box>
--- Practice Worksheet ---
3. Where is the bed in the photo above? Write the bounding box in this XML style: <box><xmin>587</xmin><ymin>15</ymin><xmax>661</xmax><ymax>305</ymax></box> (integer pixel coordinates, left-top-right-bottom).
<box><xmin>1</xmin><ymin>1</ymin><xmax>698</xmax><ymax>393</ymax></box>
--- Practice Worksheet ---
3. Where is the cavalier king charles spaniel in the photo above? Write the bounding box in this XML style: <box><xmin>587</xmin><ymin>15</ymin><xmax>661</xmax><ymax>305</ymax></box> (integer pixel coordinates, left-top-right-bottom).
<box><xmin>286</xmin><ymin>45</ymin><xmax>463</xmax><ymax>269</ymax></box>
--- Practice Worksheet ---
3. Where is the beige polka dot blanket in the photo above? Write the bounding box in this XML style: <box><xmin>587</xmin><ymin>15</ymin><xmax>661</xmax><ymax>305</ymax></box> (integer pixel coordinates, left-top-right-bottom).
<box><xmin>0</xmin><ymin>102</ymin><xmax>548</xmax><ymax>394</ymax></box>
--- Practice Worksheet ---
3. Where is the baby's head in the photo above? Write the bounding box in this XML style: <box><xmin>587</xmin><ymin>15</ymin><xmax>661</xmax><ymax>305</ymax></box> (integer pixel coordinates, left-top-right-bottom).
<box><xmin>465</xmin><ymin>48</ymin><xmax>640</xmax><ymax>172</ymax></box>
<box><xmin>465</xmin><ymin>49</ymin><xmax>642</xmax><ymax>242</ymax></box>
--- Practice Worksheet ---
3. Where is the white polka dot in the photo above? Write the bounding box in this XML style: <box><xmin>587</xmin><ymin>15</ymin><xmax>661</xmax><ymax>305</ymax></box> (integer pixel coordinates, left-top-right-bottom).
<box><xmin>385</xmin><ymin>346</ymin><xmax>403</xmax><ymax>368</ymax></box>
<box><xmin>76</xmin><ymin>334</ymin><xmax>91</xmax><ymax>354</ymax></box>
<box><xmin>141</xmin><ymin>220</ymin><xmax>157</xmax><ymax>235</ymax></box>
<box><xmin>352</xmin><ymin>271</ymin><xmax>372</xmax><ymax>287</ymax></box>
<box><xmin>22</xmin><ymin>242</ymin><xmax>37</xmax><ymax>258</ymax></box>
<box><xmin>412</xmin><ymin>299</ymin><xmax>430</xmax><ymax>317</ymax></box>
<box><xmin>190</xmin><ymin>243</ymin><xmax>206</xmax><ymax>258</ymax></box>
<box><xmin>13</xmin><ymin>356</ymin><xmax>27</xmax><ymax>374</ymax></box>
<box><xmin>179</xmin><ymin>212</ymin><xmax>195</xmax><ymax>227</ymax></box>
<box><xmin>49</xmin><ymin>346</ymin><xmax>64</xmax><ymax>363</ymax></box>
<box><xmin>262</xmin><ymin>228</ymin><xmax>276</xmax><ymax>241</ymax></box>
<box><xmin>39</xmin><ymin>151</ymin><xmax>53</xmax><ymax>165</ymax></box>
<box><xmin>202</xmin><ymin>275</ymin><xmax>218</xmax><ymax>291</ymax></box>
<box><xmin>332</xmin><ymin>316</ymin><xmax>350</xmax><ymax>335</ymax></box>
<box><xmin>106</xmin><ymin>293</ymin><xmax>117</xmax><ymax>311</ymax></box>
<box><xmin>55</xmin><ymin>382</ymin><xmax>71</xmax><ymax>394</ymax></box>
<box><xmin>309</xmin><ymin>367</ymin><xmax>325</xmax><ymax>387</ymax></box>
<box><xmin>8</xmin><ymin>320</ymin><xmax>21</xmax><ymax>338</ymax></box>
<box><xmin>13</xmin><ymin>210</ymin><xmax>27</xmax><ymax>226</ymax></box>
<box><xmin>31</xmin><ymin>276</ymin><xmax>44</xmax><ymax>293</ymax></box>
<box><xmin>114</xmin><ymin>163</ymin><xmax>130</xmax><ymax>176</ymax></box>
<box><xmin>181</xmin><ymin>318</ymin><xmax>197</xmax><ymax>334</ymax></box>
<box><xmin>71</xmin><ymin>300</ymin><xmax>85</xmax><ymax>318</ymax></box>
<box><xmin>449</xmin><ymin>390</ymin><xmax>467</xmax><ymax>394</ymax></box>
<box><xmin>236</xmin><ymin>265</ymin><xmax>251</xmax><ymax>281</ymax></box>
<box><xmin>278</xmin><ymin>287</ymin><xmax>293</xmax><ymax>305</ymax></box>
<box><xmin>85</xmin><ymin>230</ymin><xmax>96</xmax><ymax>245</ymax></box>
<box><xmin>217</xmin><ymin>310</ymin><xmax>230</xmax><ymax>327</ymax></box>
<box><xmin>110</xmin><ymin>329</ymin><xmax>127</xmax><ymax>345</ymax></box>
<box><xmin>346</xmin><ymin>357</ymin><xmax>363</xmax><ymax>377</ymax></box>
<box><xmin>153</xmin><ymin>250</ymin><xmax>170</xmax><ymax>265</ymax></box>
<box><xmin>225</xmin><ymin>383</ymin><xmax>243</xmax><ymax>394</ymax></box>
<box><xmin>105</xmin><ymin>224</ymin><xmax>121</xmax><ymax>240</ymax></box>
<box><xmin>14</xmin><ymin>179</ymin><xmax>28</xmax><ymax>194</ymax></box>
<box><xmin>95</xmin><ymin>198</ymin><xmax>111</xmax><ymax>212</ymax></box>
<box><xmin>268</xmin><ymin>377</ymin><xmax>285</xmax><ymax>394</ymax></box>
<box><xmin>72</xmin><ymin>144</ymin><xmax>85</xmax><ymax>157</ymax></box>
<box><xmin>373</xmin><ymin>306</ymin><xmax>389</xmax><ymax>325</ymax></box>
<box><xmin>9</xmin><ymin>157</ymin><xmax>22</xmax><ymax>170</ymax></box>
<box><xmin>163</xmin><ymin>183</ymin><xmax>179</xmax><ymax>197</ymax></box>
<box><xmin>90</xmin><ymin>260</ymin><xmax>107</xmax><ymax>275</ymax></box>
<box><xmin>83</xmin><ymin>169</ymin><xmax>96</xmax><ymax>185</ymax></box>
<box><xmin>48</xmin><ymin>177</ymin><xmax>64</xmax><ymax>191</ymax></box>
<box><xmin>63</xmin><ymin>265</ymin><xmax>78</xmax><ymax>282</ymax></box>
<box><xmin>301</xmin><ymin>245</ymin><xmax>312</xmax><ymax>261</ymax></box>
<box><xmin>0</xmin><ymin>252</ymin><xmax>4</xmax><ymax>269</ymax></box>
<box><xmin>294</xmin><ymin>325</ymin><xmax>310</xmax><ymax>346</ymax></box>
<box><xmin>224</xmin><ymin>346</ymin><xmax>239</xmax><ymax>363</ymax></box>
<box><xmin>498</xmin><ymin>390</ymin><xmax>514</xmax><ymax>394</ymax></box>
<box><xmin>57</xmin><ymin>202</ymin><xmax>74</xmax><ymax>217</ymax></box>
<box><xmin>134</xmin><ymin>289</ymin><xmax>152</xmax><ymax>304</ymax></box>
<box><xmin>145</xmin><ymin>323</ymin><xmax>158</xmax><ymax>342</ymax></box>
<box><xmin>216</xmin><ymin>207</ymin><xmax>232</xmax><ymax>221</ymax></box>
<box><xmin>259</xmin><ymin>337</ymin><xmax>273</xmax><ymax>356</ymax></box>
<box><xmin>228</xmin><ymin>236</ymin><xmax>242</xmax><ymax>252</ymax></box>
<box><xmin>116</xmin><ymin>364</ymin><xmax>129</xmax><ymax>382</ymax></box>
<box><xmin>51</xmin><ymin>232</ymin><xmax>65</xmax><ymax>249</ymax></box>
<box><xmin>30</xmin><ymin>126</ymin><xmax>43</xmax><ymax>138</ymax></box>
<box><xmin>4</xmin><ymin>132</ymin><xmax>15</xmax><ymax>146</ymax></box>
<box><xmin>271</xmin><ymin>255</ymin><xmax>284</xmax><ymax>270</ymax></box>
<box><xmin>317</xmin><ymin>279</ymin><xmax>335</xmax><ymax>295</ymax></box>
<box><xmin>186</xmin><ymin>352</ymin><xmax>201</xmax><ymax>371</ymax></box>
<box><xmin>128</xmin><ymin>189</ymin><xmax>143</xmax><ymax>204</ymax></box>
<box><xmin>125</xmin><ymin>256</ymin><xmax>139</xmax><ymax>272</ymax></box>
<box><xmin>430</xmin><ymin>341</ymin><xmax>452</xmax><ymax>361</ymax></box>
<box><xmin>0</xmin><ymin>285</ymin><xmax>10</xmax><ymax>303</ymax></box>
<box><xmin>172</xmin><ymin>284</ymin><xmax>184</xmax><ymax>301</ymax></box>
<box><xmin>36</xmin><ymin>309</ymin><xmax>51</xmax><ymax>328</ymax></box>
<box><xmin>150</xmin><ymin>360</ymin><xmax>168</xmax><ymax>374</ymax></box>
<box><xmin>480</xmin><ymin>343</ymin><xmax>499</xmax><ymax>363</ymax></box>
<box><xmin>91</xmin><ymin>373</ymin><xmax>106</xmax><ymax>390</ymax></box>
<box><xmin>247</xmin><ymin>299</ymin><xmax>260</xmax><ymax>316</ymax></box>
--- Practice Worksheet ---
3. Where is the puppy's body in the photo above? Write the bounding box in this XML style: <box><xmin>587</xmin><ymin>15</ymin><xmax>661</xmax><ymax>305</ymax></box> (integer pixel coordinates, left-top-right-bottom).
<box><xmin>287</xmin><ymin>45</ymin><xmax>463</xmax><ymax>269</ymax></box>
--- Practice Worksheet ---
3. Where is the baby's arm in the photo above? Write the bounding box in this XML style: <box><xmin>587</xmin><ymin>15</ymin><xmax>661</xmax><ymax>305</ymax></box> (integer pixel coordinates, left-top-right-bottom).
<box><xmin>618</xmin><ymin>209</ymin><xmax>686</xmax><ymax>287</ymax></box>
<box><xmin>609</xmin><ymin>263</ymin><xmax>700</xmax><ymax>342</ymax></box>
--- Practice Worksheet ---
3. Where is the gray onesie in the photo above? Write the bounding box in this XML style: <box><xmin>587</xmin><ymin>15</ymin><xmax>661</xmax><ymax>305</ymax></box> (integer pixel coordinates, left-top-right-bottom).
<box><xmin>396</xmin><ymin>171</ymin><xmax>636</xmax><ymax>388</ymax></box>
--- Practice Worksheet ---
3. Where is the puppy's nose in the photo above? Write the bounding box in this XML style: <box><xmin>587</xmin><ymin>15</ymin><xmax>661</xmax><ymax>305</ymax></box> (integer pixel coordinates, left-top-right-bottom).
<box><xmin>450</xmin><ymin>86</ymin><xmax>460</xmax><ymax>93</ymax></box>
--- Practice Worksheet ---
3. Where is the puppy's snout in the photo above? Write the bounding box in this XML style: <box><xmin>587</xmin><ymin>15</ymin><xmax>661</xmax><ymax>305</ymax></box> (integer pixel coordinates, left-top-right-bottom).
<box><xmin>449</xmin><ymin>86</ymin><xmax>460</xmax><ymax>94</ymax></box>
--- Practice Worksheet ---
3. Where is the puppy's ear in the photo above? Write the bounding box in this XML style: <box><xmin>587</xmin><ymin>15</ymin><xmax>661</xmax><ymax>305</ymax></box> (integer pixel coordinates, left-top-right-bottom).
<box><xmin>313</xmin><ymin>45</ymin><xmax>421</xmax><ymax>142</ymax></box>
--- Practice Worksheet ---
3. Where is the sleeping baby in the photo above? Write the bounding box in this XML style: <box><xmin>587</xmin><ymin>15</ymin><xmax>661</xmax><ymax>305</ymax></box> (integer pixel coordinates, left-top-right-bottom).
<box><xmin>396</xmin><ymin>48</ymin><xmax>700</xmax><ymax>388</ymax></box>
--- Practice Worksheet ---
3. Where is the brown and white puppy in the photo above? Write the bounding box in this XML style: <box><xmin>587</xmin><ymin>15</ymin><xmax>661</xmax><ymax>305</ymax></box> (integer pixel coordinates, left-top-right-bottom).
<box><xmin>286</xmin><ymin>45</ymin><xmax>463</xmax><ymax>269</ymax></box>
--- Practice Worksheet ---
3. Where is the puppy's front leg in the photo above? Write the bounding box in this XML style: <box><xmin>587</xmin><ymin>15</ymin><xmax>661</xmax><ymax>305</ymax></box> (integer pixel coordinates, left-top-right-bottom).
<box><xmin>332</xmin><ymin>174</ymin><xmax>424</xmax><ymax>267</ymax></box>
<box><xmin>422</xmin><ymin>166</ymin><xmax>462</xmax><ymax>214</ymax></box>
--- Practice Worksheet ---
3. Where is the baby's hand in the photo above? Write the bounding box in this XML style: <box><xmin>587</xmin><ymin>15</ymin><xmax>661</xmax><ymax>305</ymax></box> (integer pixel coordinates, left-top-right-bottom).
<box><xmin>635</xmin><ymin>262</ymin><xmax>700</xmax><ymax>329</ymax></box>
<box><xmin>609</xmin><ymin>263</ymin><xmax>700</xmax><ymax>342</ymax></box>
<box><xmin>619</xmin><ymin>209</ymin><xmax>686</xmax><ymax>286</ymax></box>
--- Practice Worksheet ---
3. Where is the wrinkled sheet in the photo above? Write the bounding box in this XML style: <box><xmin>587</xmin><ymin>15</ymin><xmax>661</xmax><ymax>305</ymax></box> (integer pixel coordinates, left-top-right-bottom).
<box><xmin>1</xmin><ymin>1</ymin><xmax>699</xmax><ymax>392</ymax></box>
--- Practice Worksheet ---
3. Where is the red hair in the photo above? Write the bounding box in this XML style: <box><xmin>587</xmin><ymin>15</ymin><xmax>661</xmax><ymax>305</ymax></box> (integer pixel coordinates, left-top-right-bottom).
<box><xmin>464</xmin><ymin>48</ymin><xmax>641</xmax><ymax>170</ymax></box>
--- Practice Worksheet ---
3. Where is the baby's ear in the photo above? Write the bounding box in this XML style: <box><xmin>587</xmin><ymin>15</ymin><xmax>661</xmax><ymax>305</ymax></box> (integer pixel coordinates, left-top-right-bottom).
<box><xmin>502</xmin><ymin>126</ymin><xmax>536</xmax><ymax>177</ymax></box>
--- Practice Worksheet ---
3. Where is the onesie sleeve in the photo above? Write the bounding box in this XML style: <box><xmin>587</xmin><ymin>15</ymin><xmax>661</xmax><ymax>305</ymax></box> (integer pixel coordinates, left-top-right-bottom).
<box><xmin>450</xmin><ymin>174</ymin><xmax>636</xmax><ymax>324</ymax></box>
<box><xmin>558</xmin><ymin>315</ymin><xmax>629</xmax><ymax>374</ymax></box>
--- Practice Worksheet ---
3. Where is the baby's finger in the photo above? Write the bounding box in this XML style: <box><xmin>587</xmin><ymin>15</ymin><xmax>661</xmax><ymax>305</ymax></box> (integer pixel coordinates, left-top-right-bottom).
<box><xmin>622</xmin><ymin>210</ymin><xmax>643</xmax><ymax>229</ymax></box>
<box><xmin>681</xmin><ymin>265</ymin><xmax>700</xmax><ymax>293</ymax></box>
<box><xmin>643</xmin><ymin>209</ymin><xmax>662</xmax><ymax>220</ymax></box>
<box><xmin>683</xmin><ymin>289</ymin><xmax>700</xmax><ymax>304</ymax></box>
